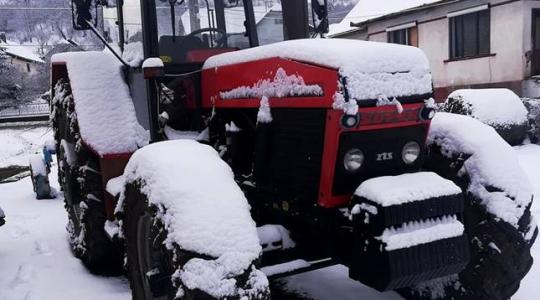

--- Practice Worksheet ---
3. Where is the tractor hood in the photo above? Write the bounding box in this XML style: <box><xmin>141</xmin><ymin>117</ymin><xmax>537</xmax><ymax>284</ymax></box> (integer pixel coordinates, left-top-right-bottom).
<box><xmin>203</xmin><ymin>39</ymin><xmax>433</xmax><ymax>101</ymax></box>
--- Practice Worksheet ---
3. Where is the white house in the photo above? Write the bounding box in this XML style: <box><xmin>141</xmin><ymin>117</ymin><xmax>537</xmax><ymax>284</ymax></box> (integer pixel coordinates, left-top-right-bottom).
<box><xmin>330</xmin><ymin>0</ymin><xmax>540</xmax><ymax>100</ymax></box>
<box><xmin>0</xmin><ymin>41</ymin><xmax>44</xmax><ymax>75</ymax></box>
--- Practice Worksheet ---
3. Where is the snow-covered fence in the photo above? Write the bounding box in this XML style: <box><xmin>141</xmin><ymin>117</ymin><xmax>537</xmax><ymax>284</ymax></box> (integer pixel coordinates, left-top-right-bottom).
<box><xmin>0</xmin><ymin>103</ymin><xmax>49</xmax><ymax>122</ymax></box>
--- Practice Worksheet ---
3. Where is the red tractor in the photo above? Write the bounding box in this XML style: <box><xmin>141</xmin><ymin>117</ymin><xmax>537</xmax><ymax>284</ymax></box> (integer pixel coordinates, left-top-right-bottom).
<box><xmin>49</xmin><ymin>0</ymin><xmax>536</xmax><ymax>299</ymax></box>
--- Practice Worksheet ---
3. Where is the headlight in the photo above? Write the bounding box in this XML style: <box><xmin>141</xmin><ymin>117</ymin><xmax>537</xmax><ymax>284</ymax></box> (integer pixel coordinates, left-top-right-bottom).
<box><xmin>419</xmin><ymin>106</ymin><xmax>436</xmax><ymax>121</ymax></box>
<box><xmin>402</xmin><ymin>141</ymin><xmax>421</xmax><ymax>165</ymax></box>
<box><xmin>341</xmin><ymin>114</ymin><xmax>360</xmax><ymax>128</ymax></box>
<box><xmin>344</xmin><ymin>149</ymin><xmax>364</xmax><ymax>172</ymax></box>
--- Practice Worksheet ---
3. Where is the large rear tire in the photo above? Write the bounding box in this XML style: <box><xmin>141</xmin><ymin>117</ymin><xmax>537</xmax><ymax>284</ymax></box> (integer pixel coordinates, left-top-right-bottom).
<box><xmin>399</xmin><ymin>148</ymin><xmax>537</xmax><ymax>300</ymax></box>
<box><xmin>52</xmin><ymin>78</ymin><xmax>122</xmax><ymax>274</ymax></box>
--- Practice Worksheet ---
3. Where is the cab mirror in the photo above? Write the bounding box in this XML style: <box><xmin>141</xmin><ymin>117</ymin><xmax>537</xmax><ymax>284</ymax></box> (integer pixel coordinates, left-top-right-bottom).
<box><xmin>311</xmin><ymin>0</ymin><xmax>329</xmax><ymax>34</ymax></box>
<box><xmin>71</xmin><ymin>0</ymin><xmax>98</xmax><ymax>30</ymax></box>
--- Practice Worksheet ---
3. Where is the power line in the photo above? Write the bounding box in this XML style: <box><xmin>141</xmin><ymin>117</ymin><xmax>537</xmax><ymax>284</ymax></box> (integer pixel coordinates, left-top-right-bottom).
<box><xmin>0</xmin><ymin>7</ymin><xmax>70</xmax><ymax>10</ymax></box>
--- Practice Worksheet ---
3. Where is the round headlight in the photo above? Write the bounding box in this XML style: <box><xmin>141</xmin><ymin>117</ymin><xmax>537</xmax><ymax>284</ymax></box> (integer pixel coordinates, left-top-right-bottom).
<box><xmin>402</xmin><ymin>141</ymin><xmax>421</xmax><ymax>165</ymax></box>
<box><xmin>344</xmin><ymin>149</ymin><xmax>364</xmax><ymax>172</ymax></box>
<box><xmin>341</xmin><ymin>114</ymin><xmax>360</xmax><ymax>128</ymax></box>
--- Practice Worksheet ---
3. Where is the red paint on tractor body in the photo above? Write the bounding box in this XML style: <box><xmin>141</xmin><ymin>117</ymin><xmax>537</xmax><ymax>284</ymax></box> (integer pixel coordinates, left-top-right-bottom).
<box><xmin>201</xmin><ymin>57</ymin><xmax>339</xmax><ymax>109</ymax></box>
<box><xmin>100</xmin><ymin>154</ymin><xmax>132</xmax><ymax>220</ymax></box>
<box><xmin>201</xmin><ymin>57</ymin><xmax>431</xmax><ymax>208</ymax></box>
<box><xmin>318</xmin><ymin>103</ymin><xmax>430</xmax><ymax>208</ymax></box>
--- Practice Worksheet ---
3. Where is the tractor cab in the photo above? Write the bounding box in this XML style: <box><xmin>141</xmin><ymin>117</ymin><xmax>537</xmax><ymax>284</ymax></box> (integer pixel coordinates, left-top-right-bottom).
<box><xmin>78</xmin><ymin>0</ymin><xmax>317</xmax><ymax>138</ymax></box>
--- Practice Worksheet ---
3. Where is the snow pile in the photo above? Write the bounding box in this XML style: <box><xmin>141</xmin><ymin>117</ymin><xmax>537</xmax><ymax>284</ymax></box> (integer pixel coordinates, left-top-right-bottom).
<box><xmin>29</xmin><ymin>155</ymin><xmax>47</xmax><ymax>176</ymax></box>
<box><xmin>121</xmin><ymin>42</ymin><xmax>144</xmax><ymax>67</ymax></box>
<box><xmin>142</xmin><ymin>57</ymin><xmax>164</xmax><ymax>69</ymax></box>
<box><xmin>377</xmin><ymin>96</ymin><xmax>404</xmax><ymax>113</ymax></box>
<box><xmin>332</xmin><ymin>91</ymin><xmax>358</xmax><ymax>115</ymax></box>
<box><xmin>163</xmin><ymin>126</ymin><xmax>207</xmax><ymax>141</ymax></box>
<box><xmin>120</xmin><ymin>140</ymin><xmax>268</xmax><ymax>298</ymax></box>
<box><xmin>444</xmin><ymin>89</ymin><xmax>528</xmax><ymax>127</ymax></box>
<box><xmin>105</xmin><ymin>175</ymin><xmax>125</xmax><ymax>197</ymax></box>
<box><xmin>0</xmin><ymin>125</ymin><xmax>52</xmax><ymax>168</ymax></box>
<box><xmin>428</xmin><ymin>113</ymin><xmax>534</xmax><ymax>230</ymax></box>
<box><xmin>257</xmin><ymin>96</ymin><xmax>273</xmax><ymax>124</ymax></box>
<box><xmin>52</xmin><ymin>51</ymin><xmax>149</xmax><ymax>156</ymax></box>
<box><xmin>220</xmin><ymin>67</ymin><xmax>323</xmax><ymax>100</ymax></box>
<box><xmin>261</xmin><ymin>259</ymin><xmax>310</xmax><ymax>277</ymax></box>
<box><xmin>257</xmin><ymin>224</ymin><xmax>296</xmax><ymax>251</ymax></box>
<box><xmin>354</xmin><ymin>172</ymin><xmax>462</xmax><ymax>207</ymax></box>
<box><xmin>378</xmin><ymin>215</ymin><xmax>464</xmax><ymax>251</ymax></box>
<box><xmin>205</xmin><ymin>39</ymin><xmax>433</xmax><ymax>101</ymax></box>
<box><xmin>225</xmin><ymin>122</ymin><xmax>241</xmax><ymax>132</ymax></box>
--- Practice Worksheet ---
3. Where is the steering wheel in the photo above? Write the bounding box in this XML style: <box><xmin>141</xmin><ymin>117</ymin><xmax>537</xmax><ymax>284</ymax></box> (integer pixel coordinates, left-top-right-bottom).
<box><xmin>186</xmin><ymin>27</ymin><xmax>228</xmax><ymax>48</ymax></box>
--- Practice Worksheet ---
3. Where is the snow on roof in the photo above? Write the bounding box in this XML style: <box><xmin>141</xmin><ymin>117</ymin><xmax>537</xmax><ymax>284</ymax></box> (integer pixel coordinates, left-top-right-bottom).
<box><xmin>121</xmin><ymin>140</ymin><xmax>267</xmax><ymax>297</ymax></box>
<box><xmin>428</xmin><ymin>112</ymin><xmax>534</xmax><ymax>229</ymax></box>
<box><xmin>328</xmin><ymin>0</ymin><xmax>443</xmax><ymax>37</ymax></box>
<box><xmin>447</xmin><ymin>89</ymin><xmax>528</xmax><ymax>127</ymax></box>
<box><xmin>0</xmin><ymin>41</ymin><xmax>44</xmax><ymax>63</ymax></box>
<box><xmin>51</xmin><ymin>51</ymin><xmax>149</xmax><ymax>156</ymax></box>
<box><xmin>204</xmin><ymin>39</ymin><xmax>433</xmax><ymax>100</ymax></box>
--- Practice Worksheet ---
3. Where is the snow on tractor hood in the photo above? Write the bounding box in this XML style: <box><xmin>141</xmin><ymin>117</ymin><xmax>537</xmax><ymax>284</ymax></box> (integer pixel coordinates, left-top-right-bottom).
<box><xmin>52</xmin><ymin>51</ymin><xmax>149</xmax><ymax>156</ymax></box>
<box><xmin>203</xmin><ymin>39</ymin><xmax>433</xmax><ymax>101</ymax></box>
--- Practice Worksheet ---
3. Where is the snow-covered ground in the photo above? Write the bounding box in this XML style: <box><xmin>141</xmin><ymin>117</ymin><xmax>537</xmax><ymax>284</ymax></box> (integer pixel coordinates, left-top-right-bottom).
<box><xmin>0</xmin><ymin>165</ymin><xmax>131</xmax><ymax>300</ymax></box>
<box><xmin>0</xmin><ymin>124</ymin><xmax>52</xmax><ymax>169</ymax></box>
<box><xmin>0</xmin><ymin>125</ymin><xmax>538</xmax><ymax>299</ymax></box>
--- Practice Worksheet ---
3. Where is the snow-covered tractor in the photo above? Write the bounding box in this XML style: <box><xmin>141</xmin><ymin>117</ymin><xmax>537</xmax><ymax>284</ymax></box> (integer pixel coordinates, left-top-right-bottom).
<box><xmin>49</xmin><ymin>0</ymin><xmax>537</xmax><ymax>299</ymax></box>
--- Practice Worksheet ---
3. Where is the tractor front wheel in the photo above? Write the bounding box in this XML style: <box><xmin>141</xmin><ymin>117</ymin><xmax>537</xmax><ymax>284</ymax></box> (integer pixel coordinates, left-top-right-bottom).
<box><xmin>123</xmin><ymin>183</ymin><xmax>217</xmax><ymax>300</ymax></box>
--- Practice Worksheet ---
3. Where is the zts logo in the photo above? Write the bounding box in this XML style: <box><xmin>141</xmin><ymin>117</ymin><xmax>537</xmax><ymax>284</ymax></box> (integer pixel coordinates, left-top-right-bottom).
<box><xmin>376</xmin><ymin>152</ymin><xmax>393</xmax><ymax>161</ymax></box>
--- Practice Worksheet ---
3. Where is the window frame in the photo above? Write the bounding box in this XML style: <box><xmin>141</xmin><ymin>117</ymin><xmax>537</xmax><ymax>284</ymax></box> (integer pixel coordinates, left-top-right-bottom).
<box><xmin>387</xmin><ymin>25</ymin><xmax>418</xmax><ymax>47</ymax></box>
<box><xmin>448</xmin><ymin>8</ymin><xmax>491</xmax><ymax>60</ymax></box>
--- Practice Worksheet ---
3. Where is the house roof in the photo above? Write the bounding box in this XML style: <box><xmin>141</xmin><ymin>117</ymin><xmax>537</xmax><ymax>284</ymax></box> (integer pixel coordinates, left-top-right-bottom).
<box><xmin>327</xmin><ymin>0</ymin><xmax>449</xmax><ymax>37</ymax></box>
<box><xmin>0</xmin><ymin>41</ymin><xmax>44</xmax><ymax>63</ymax></box>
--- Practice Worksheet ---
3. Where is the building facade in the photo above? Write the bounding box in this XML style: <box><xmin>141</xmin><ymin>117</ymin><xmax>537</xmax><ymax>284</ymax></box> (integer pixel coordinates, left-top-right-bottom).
<box><xmin>334</xmin><ymin>0</ymin><xmax>540</xmax><ymax>100</ymax></box>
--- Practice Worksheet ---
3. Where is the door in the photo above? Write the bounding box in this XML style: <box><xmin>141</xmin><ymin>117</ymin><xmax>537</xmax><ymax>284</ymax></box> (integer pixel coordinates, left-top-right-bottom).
<box><xmin>531</xmin><ymin>10</ymin><xmax>540</xmax><ymax>75</ymax></box>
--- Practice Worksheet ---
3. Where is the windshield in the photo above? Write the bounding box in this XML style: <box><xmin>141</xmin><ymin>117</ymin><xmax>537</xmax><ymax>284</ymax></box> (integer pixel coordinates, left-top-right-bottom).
<box><xmin>155</xmin><ymin>0</ymin><xmax>285</xmax><ymax>48</ymax></box>
<box><xmin>104</xmin><ymin>0</ymin><xmax>285</xmax><ymax>64</ymax></box>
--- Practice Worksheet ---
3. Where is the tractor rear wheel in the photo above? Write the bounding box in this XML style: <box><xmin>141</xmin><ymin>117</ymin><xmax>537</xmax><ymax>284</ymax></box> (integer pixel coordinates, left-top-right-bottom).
<box><xmin>53</xmin><ymin>78</ymin><xmax>122</xmax><ymax>274</ymax></box>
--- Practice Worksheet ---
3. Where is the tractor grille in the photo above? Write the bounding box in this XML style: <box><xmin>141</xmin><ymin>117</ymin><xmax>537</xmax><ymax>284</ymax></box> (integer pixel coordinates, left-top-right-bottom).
<box><xmin>253</xmin><ymin>109</ymin><xmax>326</xmax><ymax>213</ymax></box>
<box><xmin>333</xmin><ymin>125</ymin><xmax>429</xmax><ymax>195</ymax></box>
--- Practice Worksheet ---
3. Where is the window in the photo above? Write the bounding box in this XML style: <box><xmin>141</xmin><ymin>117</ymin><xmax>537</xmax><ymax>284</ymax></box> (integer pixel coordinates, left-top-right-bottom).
<box><xmin>26</xmin><ymin>63</ymin><xmax>30</xmax><ymax>73</ymax></box>
<box><xmin>387</xmin><ymin>27</ymin><xmax>418</xmax><ymax>47</ymax></box>
<box><xmin>449</xmin><ymin>9</ymin><xmax>490</xmax><ymax>59</ymax></box>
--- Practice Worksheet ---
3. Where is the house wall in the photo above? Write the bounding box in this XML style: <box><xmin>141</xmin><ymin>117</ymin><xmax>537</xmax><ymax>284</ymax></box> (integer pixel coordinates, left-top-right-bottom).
<box><xmin>521</xmin><ymin>0</ymin><xmax>540</xmax><ymax>97</ymax></box>
<box><xmin>358</xmin><ymin>0</ymin><xmax>533</xmax><ymax>99</ymax></box>
<box><xmin>7</xmin><ymin>57</ymin><xmax>40</xmax><ymax>76</ymax></box>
